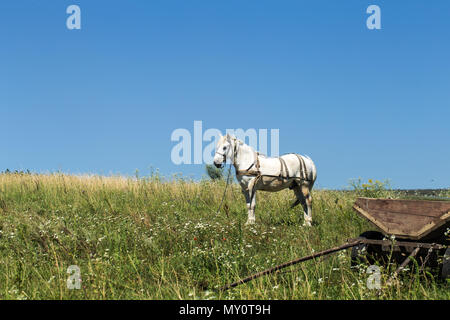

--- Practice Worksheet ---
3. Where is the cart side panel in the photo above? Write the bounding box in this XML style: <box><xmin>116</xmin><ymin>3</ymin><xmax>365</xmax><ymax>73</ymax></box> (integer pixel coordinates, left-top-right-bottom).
<box><xmin>353</xmin><ymin>198</ymin><xmax>450</xmax><ymax>240</ymax></box>
<box><xmin>355</xmin><ymin>198</ymin><xmax>450</xmax><ymax>218</ymax></box>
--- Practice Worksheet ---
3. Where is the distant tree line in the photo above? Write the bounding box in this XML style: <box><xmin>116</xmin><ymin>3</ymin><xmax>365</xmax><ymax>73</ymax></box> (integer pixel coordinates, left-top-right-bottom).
<box><xmin>1</xmin><ymin>169</ymin><xmax>32</xmax><ymax>175</ymax></box>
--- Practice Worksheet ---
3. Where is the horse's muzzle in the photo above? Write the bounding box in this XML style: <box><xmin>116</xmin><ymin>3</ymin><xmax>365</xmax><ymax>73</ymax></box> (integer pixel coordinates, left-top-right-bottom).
<box><xmin>214</xmin><ymin>162</ymin><xmax>223</xmax><ymax>168</ymax></box>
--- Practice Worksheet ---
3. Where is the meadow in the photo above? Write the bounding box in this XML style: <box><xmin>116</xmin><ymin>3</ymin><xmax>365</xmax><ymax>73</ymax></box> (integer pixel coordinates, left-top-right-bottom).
<box><xmin>0</xmin><ymin>172</ymin><xmax>448</xmax><ymax>300</ymax></box>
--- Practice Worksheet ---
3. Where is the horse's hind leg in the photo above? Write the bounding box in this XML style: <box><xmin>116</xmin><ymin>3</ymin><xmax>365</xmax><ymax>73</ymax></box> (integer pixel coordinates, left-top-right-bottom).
<box><xmin>301</xmin><ymin>184</ymin><xmax>313</xmax><ymax>226</ymax></box>
<box><xmin>290</xmin><ymin>198</ymin><xmax>301</xmax><ymax>209</ymax></box>
<box><xmin>292</xmin><ymin>186</ymin><xmax>307</xmax><ymax>223</ymax></box>
<box><xmin>291</xmin><ymin>187</ymin><xmax>303</xmax><ymax>209</ymax></box>
<box><xmin>290</xmin><ymin>181</ymin><xmax>301</xmax><ymax>208</ymax></box>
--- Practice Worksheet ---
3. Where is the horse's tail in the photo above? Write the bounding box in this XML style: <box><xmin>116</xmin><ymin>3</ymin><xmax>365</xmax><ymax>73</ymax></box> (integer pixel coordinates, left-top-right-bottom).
<box><xmin>303</xmin><ymin>155</ymin><xmax>317</xmax><ymax>185</ymax></box>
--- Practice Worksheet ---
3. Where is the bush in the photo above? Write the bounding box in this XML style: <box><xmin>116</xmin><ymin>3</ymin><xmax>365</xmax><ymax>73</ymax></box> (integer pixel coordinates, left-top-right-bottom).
<box><xmin>205</xmin><ymin>164</ymin><xmax>224</xmax><ymax>181</ymax></box>
<box><xmin>349</xmin><ymin>178</ymin><xmax>393</xmax><ymax>198</ymax></box>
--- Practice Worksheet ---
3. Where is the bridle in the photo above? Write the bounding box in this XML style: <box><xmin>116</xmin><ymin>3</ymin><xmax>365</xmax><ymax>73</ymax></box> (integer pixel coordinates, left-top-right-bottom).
<box><xmin>215</xmin><ymin>138</ymin><xmax>239</xmax><ymax>168</ymax></box>
<box><xmin>215</xmin><ymin>151</ymin><xmax>227</xmax><ymax>168</ymax></box>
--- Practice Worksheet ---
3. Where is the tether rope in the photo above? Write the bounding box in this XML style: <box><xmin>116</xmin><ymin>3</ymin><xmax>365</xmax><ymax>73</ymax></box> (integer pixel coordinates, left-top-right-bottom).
<box><xmin>215</xmin><ymin>163</ymin><xmax>233</xmax><ymax>218</ymax></box>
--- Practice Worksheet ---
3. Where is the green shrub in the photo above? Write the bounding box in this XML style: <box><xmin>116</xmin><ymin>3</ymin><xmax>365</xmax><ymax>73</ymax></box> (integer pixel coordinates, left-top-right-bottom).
<box><xmin>349</xmin><ymin>178</ymin><xmax>394</xmax><ymax>198</ymax></box>
<box><xmin>205</xmin><ymin>164</ymin><xmax>224</xmax><ymax>181</ymax></box>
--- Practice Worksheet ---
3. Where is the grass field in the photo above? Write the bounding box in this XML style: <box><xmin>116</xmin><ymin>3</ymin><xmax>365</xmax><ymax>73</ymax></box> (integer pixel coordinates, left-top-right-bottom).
<box><xmin>0</xmin><ymin>172</ymin><xmax>448</xmax><ymax>300</ymax></box>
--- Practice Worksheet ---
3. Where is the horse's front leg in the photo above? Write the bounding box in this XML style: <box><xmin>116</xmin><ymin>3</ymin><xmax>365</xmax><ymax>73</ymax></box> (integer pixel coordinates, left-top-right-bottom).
<box><xmin>241</xmin><ymin>188</ymin><xmax>251</xmax><ymax>219</ymax></box>
<box><xmin>242</xmin><ymin>185</ymin><xmax>256</xmax><ymax>225</ymax></box>
<box><xmin>246</xmin><ymin>190</ymin><xmax>257</xmax><ymax>225</ymax></box>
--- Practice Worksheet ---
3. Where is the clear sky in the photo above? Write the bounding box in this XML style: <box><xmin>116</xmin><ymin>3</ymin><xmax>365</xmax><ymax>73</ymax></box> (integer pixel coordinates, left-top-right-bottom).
<box><xmin>1</xmin><ymin>1</ymin><xmax>449</xmax><ymax>189</ymax></box>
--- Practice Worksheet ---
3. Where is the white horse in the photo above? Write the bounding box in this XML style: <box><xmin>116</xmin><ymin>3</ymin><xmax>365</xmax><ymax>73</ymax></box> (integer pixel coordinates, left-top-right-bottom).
<box><xmin>213</xmin><ymin>134</ymin><xmax>317</xmax><ymax>226</ymax></box>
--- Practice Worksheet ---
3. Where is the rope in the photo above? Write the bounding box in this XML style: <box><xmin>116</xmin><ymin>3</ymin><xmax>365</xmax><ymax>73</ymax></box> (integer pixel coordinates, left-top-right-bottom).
<box><xmin>216</xmin><ymin>163</ymin><xmax>233</xmax><ymax>217</ymax></box>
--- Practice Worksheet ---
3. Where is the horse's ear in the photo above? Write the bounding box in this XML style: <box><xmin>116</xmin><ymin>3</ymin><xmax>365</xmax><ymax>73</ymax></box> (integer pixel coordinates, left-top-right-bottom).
<box><xmin>225</xmin><ymin>133</ymin><xmax>231</xmax><ymax>140</ymax></box>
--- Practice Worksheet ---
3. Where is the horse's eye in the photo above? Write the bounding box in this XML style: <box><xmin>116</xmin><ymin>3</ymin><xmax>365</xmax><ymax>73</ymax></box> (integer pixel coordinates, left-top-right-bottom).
<box><xmin>223</xmin><ymin>146</ymin><xmax>226</xmax><ymax>150</ymax></box>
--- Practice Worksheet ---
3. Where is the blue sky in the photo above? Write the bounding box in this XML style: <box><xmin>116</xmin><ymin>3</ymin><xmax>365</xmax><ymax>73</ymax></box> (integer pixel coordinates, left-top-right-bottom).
<box><xmin>1</xmin><ymin>1</ymin><xmax>449</xmax><ymax>189</ymax></box>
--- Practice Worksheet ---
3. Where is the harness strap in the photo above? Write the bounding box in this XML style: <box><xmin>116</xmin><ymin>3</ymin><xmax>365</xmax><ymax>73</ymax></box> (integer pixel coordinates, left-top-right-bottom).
<box><xmin>295</xmin><ymin>154</ymin><xmax>307</xmax><ymax>180</ymax></box>
<box><xmin>279</xmin><ymin>157</ymin><xmax>289</xmax><ymax>178</ymax></box>
<box><xmin>235</xmin><ymin>151</ymin><xmax>260</xmax><ymax>177</ymax></box>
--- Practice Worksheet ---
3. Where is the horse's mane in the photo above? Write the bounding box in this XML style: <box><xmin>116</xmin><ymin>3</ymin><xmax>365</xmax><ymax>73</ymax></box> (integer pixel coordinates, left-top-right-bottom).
<box><xmin>234</xmin><ymin>137</ymin><xmax>267</xmax><ymax>157</ymax></box>
<box><xmin>258</xmin><ymin>153</ymin><xmax>267</xmax><ymax>158</ymax></box>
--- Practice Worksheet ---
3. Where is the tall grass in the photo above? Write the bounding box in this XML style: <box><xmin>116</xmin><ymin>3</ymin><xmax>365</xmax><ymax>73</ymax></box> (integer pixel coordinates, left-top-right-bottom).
<box><xmin>0</xmin><ymin>173</ymin><xmax>448</xmax><ymax>299</ymax></box>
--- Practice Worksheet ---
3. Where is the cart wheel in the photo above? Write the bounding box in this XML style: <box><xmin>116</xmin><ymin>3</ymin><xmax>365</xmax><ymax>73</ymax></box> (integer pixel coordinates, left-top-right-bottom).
<box><xmin>351</xmin><ymin>231</ymin><xmax>384</xmax><ymax>267</ymax></box>
<box><xmin>440</xmin><ymin>247</ymin><xmax>450</xmax><ymax>280</ymax></box>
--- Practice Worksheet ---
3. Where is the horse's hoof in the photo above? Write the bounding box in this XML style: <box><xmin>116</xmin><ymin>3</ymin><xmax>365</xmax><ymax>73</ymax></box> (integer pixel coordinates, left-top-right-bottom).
<box><xmin>302</xmin><ymin>221</ymin><xmax>312</xmax><ymax>227</ymax></box>
<box><xmin>245</xmin><ymin>220</ymin><xmax>255</xmax><ymax>226</ymax></box>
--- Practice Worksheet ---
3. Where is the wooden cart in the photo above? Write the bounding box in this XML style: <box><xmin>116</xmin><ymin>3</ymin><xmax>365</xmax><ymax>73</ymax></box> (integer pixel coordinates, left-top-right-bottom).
<box><xmin>220</xmin><ymin>197</ymin><xmax>449</xmax><ymax>291</ymax></box>
<box><xmin>351</xmin><ymin>197</ymin><xmax>450</xmax><ymax>279</ymax></box>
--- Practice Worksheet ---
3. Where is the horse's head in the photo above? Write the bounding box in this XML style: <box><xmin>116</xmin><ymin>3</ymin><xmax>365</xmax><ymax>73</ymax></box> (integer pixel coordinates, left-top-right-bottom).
<box><xmin>213</xmin><ymin>134</ymin><xmax>234</xmax><ymax>168</ymax></box>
